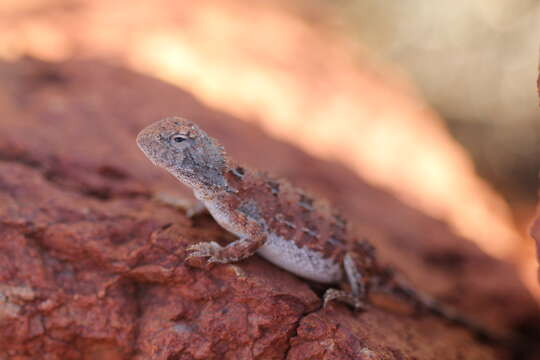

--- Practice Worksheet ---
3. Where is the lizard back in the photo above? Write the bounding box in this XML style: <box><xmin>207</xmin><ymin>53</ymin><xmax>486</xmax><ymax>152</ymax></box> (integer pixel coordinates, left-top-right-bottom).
<box><xmin>202</xmin><ymin>165</ymin><xmax>354</xmax><ymax>283</ymax></box>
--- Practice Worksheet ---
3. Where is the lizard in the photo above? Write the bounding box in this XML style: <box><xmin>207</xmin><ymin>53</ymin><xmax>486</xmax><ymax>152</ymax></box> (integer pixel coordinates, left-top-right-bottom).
<box><xmin>136</xmin><ymin>116</ymin><xmax>497</xmax><ymax>340</ymax></box>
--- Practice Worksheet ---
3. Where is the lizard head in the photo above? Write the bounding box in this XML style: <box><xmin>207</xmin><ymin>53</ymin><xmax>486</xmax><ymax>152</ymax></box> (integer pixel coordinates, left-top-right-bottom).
<box><xmin>137</xmin><ymin>117</ymin><xmax>227</xmax><ymax>190</ymax></box>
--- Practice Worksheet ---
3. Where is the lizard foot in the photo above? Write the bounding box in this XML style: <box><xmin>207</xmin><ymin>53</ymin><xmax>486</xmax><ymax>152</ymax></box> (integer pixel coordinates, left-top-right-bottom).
<box><xmin>323</xmin><ymin>288</ymin><xmax>365</xmax><ymax>311</ymax></box>
<box><xmin>186</xmin><ymin>241</ymin><xmax>229</xmax><ymax>263</ymax></box>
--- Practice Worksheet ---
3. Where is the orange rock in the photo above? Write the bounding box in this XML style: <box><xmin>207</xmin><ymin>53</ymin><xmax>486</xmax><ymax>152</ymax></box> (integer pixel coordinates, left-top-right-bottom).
<box><xmin>0</xmin><ymin>58</ymin><xmax>538</xmax><ymax>359</ymax></box>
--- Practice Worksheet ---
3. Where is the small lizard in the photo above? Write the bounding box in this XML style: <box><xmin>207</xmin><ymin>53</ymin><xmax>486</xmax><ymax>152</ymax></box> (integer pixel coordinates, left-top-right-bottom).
<box><xmin>136</xmin><ymin>117</ymin><xmax>495</xmax><ymax>339</ymax></box>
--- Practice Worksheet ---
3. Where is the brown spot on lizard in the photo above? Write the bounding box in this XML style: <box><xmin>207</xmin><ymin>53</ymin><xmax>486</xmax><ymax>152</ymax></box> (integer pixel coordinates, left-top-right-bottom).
<box><xmin>136</xmin><ymin>117</ymin><xmax>500</xmax><ymax>341</ymax></box>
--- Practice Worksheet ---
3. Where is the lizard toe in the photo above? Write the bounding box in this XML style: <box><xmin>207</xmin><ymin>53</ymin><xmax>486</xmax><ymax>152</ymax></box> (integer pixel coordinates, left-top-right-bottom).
<box><xmin>186</xmin><ymin>241</ymin><xmax>223</xmax><ymax>259</ymax></box>
<box><xmin>323</xmin><ymin>288</ymin><xmax>366</xmax><ymax>311</ymax></box>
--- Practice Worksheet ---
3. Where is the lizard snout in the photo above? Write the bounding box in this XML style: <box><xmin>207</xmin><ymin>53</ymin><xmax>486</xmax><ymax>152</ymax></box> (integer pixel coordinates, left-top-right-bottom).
<box><xmin>136</xmin><ymin>126</ymin><xmax>165</xmax><ymax>167</ymax></box>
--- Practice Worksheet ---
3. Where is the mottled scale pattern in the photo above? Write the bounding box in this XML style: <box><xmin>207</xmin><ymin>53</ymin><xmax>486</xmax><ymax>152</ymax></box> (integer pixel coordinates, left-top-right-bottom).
<box><xmin>223</xmin><ymin>166</ymin><xmax>349</xmax><ymax>264</ymax></box>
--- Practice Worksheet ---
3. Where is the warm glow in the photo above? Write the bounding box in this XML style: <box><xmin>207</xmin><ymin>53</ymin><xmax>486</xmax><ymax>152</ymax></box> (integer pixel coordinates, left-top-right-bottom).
<box><xmin>126</xmin><ymin>3</ymin><xmax>521</xmax><ymax>259</ymax></box>
<box><xmin>0</xmin><ymin>0</ymin><xmax>535</xmax><ymax>296</ymax></box>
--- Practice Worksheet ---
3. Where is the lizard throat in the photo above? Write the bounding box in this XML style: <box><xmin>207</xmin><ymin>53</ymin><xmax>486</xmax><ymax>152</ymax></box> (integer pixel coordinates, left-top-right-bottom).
<box><xmin>167</xmin><ymin>164</ymin><xmax>228</xmax><ymax>194</ymax></box>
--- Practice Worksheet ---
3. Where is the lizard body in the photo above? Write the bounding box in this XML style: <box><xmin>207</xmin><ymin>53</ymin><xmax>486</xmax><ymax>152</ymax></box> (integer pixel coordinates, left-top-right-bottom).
<box><xmin>136</xmin><ymin>117</ymin><xmax>498</xmax><ymax>337</ymax></box>
<box><xmin>199</xmin><ymin>167</ymin><xmax>346</xmax><ymax>283</ymax></box>
<box><xmin>137</xmin><ymin>117</ymin><xmax>370</xmax><ymax>307</ymax></box>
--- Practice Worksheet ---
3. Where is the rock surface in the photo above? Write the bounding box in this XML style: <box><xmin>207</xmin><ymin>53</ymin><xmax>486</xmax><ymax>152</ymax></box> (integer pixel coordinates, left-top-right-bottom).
<box><xmin>0</xmin><ymin>58</ymin><xmax>539</xmax><ymax>359</ymax></box>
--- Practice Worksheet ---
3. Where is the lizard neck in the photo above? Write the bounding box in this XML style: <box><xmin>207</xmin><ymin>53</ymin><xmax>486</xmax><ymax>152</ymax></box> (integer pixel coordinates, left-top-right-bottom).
<box><xmin>167</xmin><ymin>158</ymin><xmax>237</xmax><ymax>199</ymax></box>
<box><xmin>168</xmin><ymin>166</ymin><xmax>226</xmax><ymax>196</ymax></box>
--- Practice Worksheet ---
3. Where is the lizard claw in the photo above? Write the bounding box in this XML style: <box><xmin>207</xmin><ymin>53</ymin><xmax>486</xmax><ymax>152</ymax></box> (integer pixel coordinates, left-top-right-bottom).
<box><xmin>186</xmin><ymin>241</ymin><xmax>225</xmax><ymax>263</ymax></box>
<box><xmin>323</xmin><ymin>288</ymin><xmax>365</xmax><ymax>311</ymax></box>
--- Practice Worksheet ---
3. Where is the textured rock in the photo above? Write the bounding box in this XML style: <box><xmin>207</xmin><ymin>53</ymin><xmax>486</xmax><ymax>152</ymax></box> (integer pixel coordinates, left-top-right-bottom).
<box><xmin>0</xmin><ymin>58</ymin><xmax>538</xmax><ymax>359</ymax></box>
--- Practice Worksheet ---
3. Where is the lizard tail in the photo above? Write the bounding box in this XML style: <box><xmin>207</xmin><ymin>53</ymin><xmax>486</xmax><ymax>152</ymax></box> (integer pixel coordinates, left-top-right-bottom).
<box><xmin>370</xmin><ymin>271</ymin><xmax>503</xmax><ymax>344</ymax></box>
<box><xmin>391</xmin><ymin>282</ymin><xmax>491</xmax><ymax>338</ymax></box>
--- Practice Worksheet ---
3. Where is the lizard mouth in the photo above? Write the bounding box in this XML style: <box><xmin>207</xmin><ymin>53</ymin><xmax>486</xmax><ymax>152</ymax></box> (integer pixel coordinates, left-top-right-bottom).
<box><xmin>135</xmin><ymin>131</ymin><xmax>151</xmax><ymax>154</ymax></box>
<box><xmin>136</xmin><ymin>128</ymin><xmax>162</xmax><ymax>166</ymax></box>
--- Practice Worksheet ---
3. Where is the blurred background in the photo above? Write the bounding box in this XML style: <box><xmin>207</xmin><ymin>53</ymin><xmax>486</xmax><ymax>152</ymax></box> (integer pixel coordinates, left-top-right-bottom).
<box><xmin>0</xmin><ymin>0</ymin><xmax>538</xmax><ymax>296</ymax></box>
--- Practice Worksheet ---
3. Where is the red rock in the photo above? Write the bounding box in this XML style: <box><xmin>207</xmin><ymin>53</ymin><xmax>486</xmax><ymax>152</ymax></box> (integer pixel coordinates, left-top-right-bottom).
<box><xmin>0</xmin><ymin>58</ymin><xmax>538</xmax><ymax>359</ymax></box>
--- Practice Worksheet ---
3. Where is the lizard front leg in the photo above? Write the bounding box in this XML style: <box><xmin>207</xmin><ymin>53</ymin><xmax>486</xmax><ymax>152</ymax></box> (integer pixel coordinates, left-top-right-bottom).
<box><xmin>187</xmin><ymin>232</ymin><xmax>266</xmax><ymax>264</ymax></box>
<box><xmin>323</xmin><ymin>252</ymin><xmax>366</xmax><ymax>310</ymax></box>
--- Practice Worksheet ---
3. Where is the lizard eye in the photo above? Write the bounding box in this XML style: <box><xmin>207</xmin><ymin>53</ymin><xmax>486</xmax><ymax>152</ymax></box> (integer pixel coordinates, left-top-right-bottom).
<box><xmin>171</xmin><ymin>134</ymin><xmax>188</xmax><ymax>143</ymax></box>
